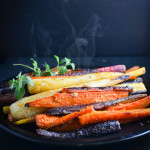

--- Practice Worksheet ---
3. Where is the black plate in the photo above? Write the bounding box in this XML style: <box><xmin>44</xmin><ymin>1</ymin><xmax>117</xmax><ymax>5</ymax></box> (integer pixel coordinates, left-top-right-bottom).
<box><xmin>0</xmin><ymin>77</ymin><xmax>150</xmax><ymax>146</ymax></box>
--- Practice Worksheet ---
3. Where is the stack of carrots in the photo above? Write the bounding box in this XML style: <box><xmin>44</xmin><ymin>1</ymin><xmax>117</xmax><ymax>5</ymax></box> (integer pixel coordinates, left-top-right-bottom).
<box><xmin>3</xmin><ymin>65</ymin><xmax>150</xmax><ymax>138</ymax></box>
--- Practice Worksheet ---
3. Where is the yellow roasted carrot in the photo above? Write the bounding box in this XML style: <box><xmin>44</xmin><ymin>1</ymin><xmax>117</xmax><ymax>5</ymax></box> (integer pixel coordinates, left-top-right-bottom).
<box><xmin>14</xmin><ymin>117</ymin><xmax>35</xmax><ymax>125</ymax></box>
<box><xmin>126</xmin><ymin>66</ymin><xmax>139</xmax><ymax>73</ymax></box>
<box><xmin>126</xmin><ymin>67</ymin><xmax>146</xmax><ymax>77</ymax></box>
<box><xmin>115</xmin><ymin>82</ymin><xmax>147</xmax><ymax>94</ymax></box>
<box><xmin>10</xmin><ymin>88</ymin><xmax>62</xmax><ymax>120</ymax></box>
<box><xmin>3</xmin><ymin>106</ymin><xmax>10</xmax><ymax>114</ymax></box>
<box><xmin>27</xmin><ymin>72</ymin><xmax>124</xmax><ymax>94</ymax></box>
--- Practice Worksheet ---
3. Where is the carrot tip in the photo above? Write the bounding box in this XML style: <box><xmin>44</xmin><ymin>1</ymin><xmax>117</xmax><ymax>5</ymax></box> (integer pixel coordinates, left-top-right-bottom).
<box><xmin>130</xmin><ymin>76</ymin><xmax>137</xmax><ymax>80</ymax></box>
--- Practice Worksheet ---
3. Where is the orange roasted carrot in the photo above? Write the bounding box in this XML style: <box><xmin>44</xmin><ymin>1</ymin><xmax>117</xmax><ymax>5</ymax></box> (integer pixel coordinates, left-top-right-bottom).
<box><xmin>28</xmin><ymin>90</ymin><xmax>129</xmax><ymax>107</ymax></box>
<box><xmin>52</xmin><ymin>118</ymin><xmax>142</xmax><ymax>131</ymax></box>
<box><xmin>8</xmin><ymin>113</ymin><xmax>14</xmax><ymax>122</ymax></box>
<box><xmin>51</xmin><ymin>119</ymin><xmax>82</xmax><ymax>132</ymax></box>
<box><xmin>36</xmin><ymin>115</ymin><xmax>59</xmax><ymax>128</ymax></box>
<box><xmin>126</xmin><ymin>66</ymin><xmax>139</xmax><ymax>73</ymax></box>
<box><xmin>79</xmin><ymin>108</ymin><xmax>150</xmax><ymax>125</ymax></box>
<box><xmin>106</xmin><ymin>96</ymin><xmax>150</xmax><ymax>111</ymax></box>
<box><xmin>36</xmin><ymin>105</ymin><xmax>93</xmax><ymax>129</ymax></box>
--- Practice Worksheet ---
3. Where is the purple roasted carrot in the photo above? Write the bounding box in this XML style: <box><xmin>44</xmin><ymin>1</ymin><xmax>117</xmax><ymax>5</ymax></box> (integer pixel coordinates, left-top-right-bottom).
<box><xmin>60</xmin><ymin>65</ymin><xmax>126</xmax><ymax>76</ymax></box>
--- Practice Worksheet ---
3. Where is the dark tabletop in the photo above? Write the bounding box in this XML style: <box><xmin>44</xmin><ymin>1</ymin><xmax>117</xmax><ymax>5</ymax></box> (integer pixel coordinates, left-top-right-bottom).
<box><xmin>0</xmin><ymin>56</ymin><xmax>150</xmax><ymax>150</ymax></box>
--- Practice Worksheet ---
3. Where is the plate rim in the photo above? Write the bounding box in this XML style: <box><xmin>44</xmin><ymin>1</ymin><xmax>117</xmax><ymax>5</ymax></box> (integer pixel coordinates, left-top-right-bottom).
<box><xmin>0</xmin><ymin>76</ymin><xmax>150</xmax><ymax>146</ymax></box>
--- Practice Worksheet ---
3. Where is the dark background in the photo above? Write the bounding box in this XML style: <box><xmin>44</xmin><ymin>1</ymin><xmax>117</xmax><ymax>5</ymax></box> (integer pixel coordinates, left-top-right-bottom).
<box><xmin>1</xmin><ymin>0</ymin><xmax>150</xmax><ymax>150</ymax></box>
<box><xmin>1</xmin><ymin>0</ymin><xmax>150</xmax><ymax>58</ymax></box>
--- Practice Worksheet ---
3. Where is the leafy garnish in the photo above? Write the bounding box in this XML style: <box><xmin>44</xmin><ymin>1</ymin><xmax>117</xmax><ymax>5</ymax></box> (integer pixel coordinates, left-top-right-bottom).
<box><xmin>42</xmin><ymin>62</ymin><xmax>56</xmax><ymax>76</ymax></box>
<box><xmin>9</xmin><ymin>72</ymin><xmax>34</xmax><ymax>100</ymax></box>
<box><xmin>30</xmin><ymin>58</ymin><xmax>42</xmax><ymax>77</ymax></box>
<box><xmin>13</xmin><ymin>56</ymin><xmax>75</xmax><ymax>76</ymax></box>
<box><xmin>10</xmin><ymin>55</ymin><xmax>75</xmax><ymax>99</ymax></box>
<box><xmin>54</xmin><ymin>55</ymin><xmax>75</xmax><ymax>75</ymax></box>
<box><xmin>13</xmin><ymin>58</ymin><xmax>42</xmax><ymax>77</ymax></box>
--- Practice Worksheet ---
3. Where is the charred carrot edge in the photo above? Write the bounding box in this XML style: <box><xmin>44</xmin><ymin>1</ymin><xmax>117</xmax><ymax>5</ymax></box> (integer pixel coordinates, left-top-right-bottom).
<box><xmin>126</xmin><ymin>66</ymin><xmax>140</xmax><ymax>73</ymax></box>
<box><xmin>106</xmin><ymin>96</ymin><xmax>150</xmax><ymax>111</ymax></box>
<box><xmin>78</xmin><ymin>108</ymin><xmax>150</xmax><ymax>126</ymax></box>
<box><xmin>36</xmin><ymin>105</ymin><xmax>93</xmax><ymax>129</ymax></box>
<box><xmin>27</xmin><ymin>90</ymin><xmax>129</xmax><ymax>107</ymax></box>
<box><xmin>61</xmin><ymin>86</ymin><xmax>133</xmax><ymax>93</ymax></box>
<box><xmin>115</xmin><ymin>82</ymin><xmax>147</xmax><ymax>95</ymax></box>
<box><xmin>8</xmin><ymin>114</ymin><xmax>14</xmax><ymax>122</ymax></box>
<box><xmin>60</xmin><ymin>70</ymin><xmax>82</xmax><ymax>76</ymax></box>
<box><xmin>120</xmin><ymin>77</ymin><xmax>143</xmax><ymax>84</ymax></box>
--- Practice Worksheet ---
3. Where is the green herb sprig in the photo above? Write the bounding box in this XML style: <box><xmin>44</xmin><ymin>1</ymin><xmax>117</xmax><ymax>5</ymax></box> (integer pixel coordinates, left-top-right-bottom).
<box><xmin>9</xmin><ymin>72</ymin><xmax>34</xmax><ymax>100</ymax></box>
<box><xmin>9</xmin><ymin>55</ymin><xmax>75</xmax><ymax>100</ymax></box>
<box><xmin>13</xmin><ymin>58</ymin><xmax>42</xmax><ymax>77</ymax></box>
<box><xmin>13</xmin><ymin>56</ymin><xmax>75</xmax><ymax>76</ymax></box>
<box><xmin>54</xmin><ymin>55</ymin><xmax>75</xmax><ymax>75</ymax></box>
<box><xmin>42</xmin><ymin>62</ymin><xmax>56</xmax><ymax>76</ymax></box>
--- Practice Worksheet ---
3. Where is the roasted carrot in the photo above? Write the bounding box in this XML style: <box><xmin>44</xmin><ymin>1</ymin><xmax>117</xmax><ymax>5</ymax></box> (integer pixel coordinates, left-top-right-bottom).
<box><xmin>46</xmin><ymin>94</ymin><xmax>146</xmax><ymax>116</ymax></box>
<box><xmin>61</xmin><ymin>69</ymin><xmax>83</xmax><ymax>76</ymax></box>
<box><xmin>80</xmin><ymin>75</ymin><xmax>131</xmax><ymax>88</ymax></box>
<box><xmin>60</xmin><ymin>65</ymin><xmax>126</xmax><ymax>76</ymax></box>
<box><xmin>115</xmin><ymin>82</ymin><xmax>147</xmax><ymax>94</ymax></box>
<box><xmin>3</xmin><ymin>106</ymin><xmax>10</xmax><ymax>114</ymax></box>
<box><xmin>126</xmin><ymin>67</ymin><xmax>146</xmax><ymax>77</ymax></box>
<box><xmin>36</xmin><ymin>105</ymin><xmax>93</xmax><ymax>129</ymax></box>
<box><xmin>14</xmin><ymin>117</ymin><xmax>35</xmax><ymax>125</ymax></box>
<box><xmin>126</xmin><ymin>66</ymin><xmax>139</xmax><ymax>73</ymax></box>
<box><xmin>61</xmin><ymin>86</ymin><xmax>133</xmax><ymax>93</ymax></box>
<box><xmin>95</xmin><ymin>65</ymin><xmax>126</xmax><ymax>73</ymax></box>
<box><xmin>36</xmin><ymin>115</ymin><xmax>59</xmax><ymax>128</ymax></box>
<box><xmin>28</xmin><ymin>72</ymin><xmax>124</xmax><ymax>94</ymax></box>
<box><xmin>48</xmin><ymin>105</ymin><xmax>93</xmax><ymax>128</ymax></box>
<box><xmin>51</xmin><ymin>119</ymin><xmax>82</xmax><ymax>132</ymax></box>
<box><xmin>30</xmin><ymin>65</ymin><xmax>126</xmax><ymax>77</ymax></box>
<box><xmin>28</xmin><ymin>89</ymin><xmax>130</xmax><ymax>107</ymax></box>
<box><xmin>37</xmin><ymin>121</ymin><xmax>121</xmax><ymax>138</ymax></box>
<box><xmin>107</xmin><ymin>96</ymin><xmax>150</xmax><ymax>111</ymax></box>
<box><xmin>79</xmin><ymin>108</ymin><xmax>150</xmax><ymax>125</ymax></box>
<box><xmin>8</xmin><ymin>113</ymin><xmax>14</xmax><ymax>122</ymax></box>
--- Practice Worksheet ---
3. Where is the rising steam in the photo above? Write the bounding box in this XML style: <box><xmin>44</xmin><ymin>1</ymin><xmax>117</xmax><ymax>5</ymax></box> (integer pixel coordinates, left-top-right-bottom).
<box><xmin>29</xmin><ymin>0</ymin><xmax>108</xmax><ymax>67</ymax></box>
